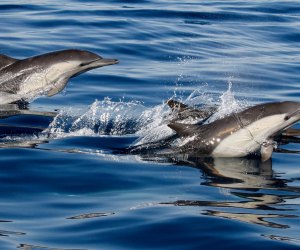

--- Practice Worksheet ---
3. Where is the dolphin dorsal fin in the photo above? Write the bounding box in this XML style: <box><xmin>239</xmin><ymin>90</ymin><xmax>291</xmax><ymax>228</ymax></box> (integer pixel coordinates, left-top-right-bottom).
<box><xmin>0</xmin><ymin>54</ymin><xmax>18</xmax><ymax>70</ymax></box>
<box><xmin>168</xmin><ymin>122</ymin><xmax>201</xmax><ymax>137</ymax></box>
<box><xmin>166</xmin><ymin>99</ymin><xmax>188</xmax><ymax>111</ymax></box>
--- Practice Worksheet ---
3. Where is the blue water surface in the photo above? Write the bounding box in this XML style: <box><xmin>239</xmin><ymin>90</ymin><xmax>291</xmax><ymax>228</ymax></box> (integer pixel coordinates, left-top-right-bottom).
<box><xmin>0</xmin><ymin>1</ymin><xmax>300</xmax><ymax>249</ymax></box>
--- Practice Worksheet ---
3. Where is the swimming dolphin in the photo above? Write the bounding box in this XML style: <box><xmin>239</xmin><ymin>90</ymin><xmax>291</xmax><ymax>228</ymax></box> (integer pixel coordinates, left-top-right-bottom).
<box><xmin>0</xmin><ymin>49</ymin><xmax>118</xmax><ymax>104</ymax></box>
<box><xmin>167</xmin><ymin>101</ymin><xmax>300</xmax><ymax>161</ymax></box>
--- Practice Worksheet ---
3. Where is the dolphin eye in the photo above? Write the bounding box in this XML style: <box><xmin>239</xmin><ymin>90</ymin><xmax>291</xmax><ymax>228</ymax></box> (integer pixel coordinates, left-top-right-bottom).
<box><xmin>79</xmin><ymin>62</ymin><xmax>89</xmax><ymax>67</ymax></box>
<box><xmin>284</xmin><ymin>115</ymin><xmax>289</xmax><ymax>121</ymax></box>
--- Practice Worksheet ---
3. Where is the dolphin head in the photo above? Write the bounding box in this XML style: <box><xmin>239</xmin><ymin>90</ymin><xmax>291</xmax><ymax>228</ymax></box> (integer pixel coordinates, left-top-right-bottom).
<box><xmin>237</xmin><ymin>101</ymin><xmax>300</xmax><ymax>138</ymax></box>
<box><xmin>261</xmin><ymin>101</ymin><xmax>300</xmax><ymax>135</ymax></box>
<box><xmin>277</xmin><ymin>101</ymin><xmax>300</xmax><ymax>132</ymax></box>
<box><xmin>237</xmin><ymin>101</ymin><xmax>300</xmax><ymax>160</ymax></box>
<box><xmin>47</xmin><ymin>49</ymin><xmax>119</xmax><ymax>77</ymax></box>
<box><xmin>195</xmin><ymin>102</ymin><xmax>300</xmax><ymax>161</ymax></box>
<box><xmin>251</xmin><ymin>101</ymin><xmax>300</xmax><ymax>161</ymax></box>
<box><xmin>46</xmin><ymin>50</ymin><xmax>118</xmax><ymax>96</ymax></box>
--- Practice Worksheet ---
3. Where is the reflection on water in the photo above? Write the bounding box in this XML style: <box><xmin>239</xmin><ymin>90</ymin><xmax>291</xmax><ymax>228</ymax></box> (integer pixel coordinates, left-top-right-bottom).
<box><xmin>262</xmin><ymin>234</ymin><xmax>300</xmax><ymax>245</ymax></box>
<box><xmin>0</xmin><ymin>104</ymin><xmax>56</xmax><ymax>120</ymax></box>
<box><xmin>17</xmin><ymin>243</ymin><xmax>86</xmax><ymax>250</ymax></box>
<box><xmin>204</xmin><ymin>210</ymin><xmax>295</xmax><ymax>229</ymax></box>
<box><xmin>67</xmin><ymin>212</ymin><xmax>115</xmax><ymax>220</ymax></box>
<box><xmin>0</xmin><ymin>230</ymin><xmax>25</xmax><ymax>237</ymax></box>
<box><xmin>157</xmin><ymin>156</ymin><xmax>300</xmax><ymax>229</ymax></box>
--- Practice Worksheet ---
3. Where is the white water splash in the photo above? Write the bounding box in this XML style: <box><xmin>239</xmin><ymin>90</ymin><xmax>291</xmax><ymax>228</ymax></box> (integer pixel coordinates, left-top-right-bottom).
<box><xmin>185</xmin><ymin>84</ymin><xmax>215</xmax><ymax>107</ymax></box>
<box><xmin>43</xmin><ymin>97</ymin><xmax>176</xmax><ymax>145</ymax></box>
<box><xmin>43</xmin><ymin>81</ymin><xmax>247</xmax><ymax>144</ymax></box>
<box><xmin>134</xmin><ymin>103</ymin><xmax>174</xmax><ymax>145</ymax></box>
<box><xmin>218</xmin><ymin>81</ymin><xmax>241</xmax><ymax>116</ymax></box>
<box><xmin>1</xmin><ymin>98</ymin><xmax>171</xmax><ymax>145</ymax></box>
<box><xmin>207</xmin><ymin>80</ymin><xmax>248</xmax><ymax>122</ymax></box>
<box><xmin>44</xmin><ymin>98</ymin><xmax>147</xmax><ymax>137</ymax></box>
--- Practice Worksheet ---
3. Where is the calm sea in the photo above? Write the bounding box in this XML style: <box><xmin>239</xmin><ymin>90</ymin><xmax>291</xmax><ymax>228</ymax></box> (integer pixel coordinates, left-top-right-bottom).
<box><xmin>0</xmin><ymin>1</ymin><xmax>300</xmax><ymax>249</ymax></box>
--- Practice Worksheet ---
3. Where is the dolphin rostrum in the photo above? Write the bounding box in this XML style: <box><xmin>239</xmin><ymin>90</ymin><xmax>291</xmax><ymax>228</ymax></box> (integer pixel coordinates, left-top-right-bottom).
<box><xmin>0</xmin><ymin>49</ymin><xmax>118</xmax><ymax>104</ymax></box>
<box><xmin>166</xmin><ymin>100</ymin><xmax>300</xmax><ymax>161</ymax></box>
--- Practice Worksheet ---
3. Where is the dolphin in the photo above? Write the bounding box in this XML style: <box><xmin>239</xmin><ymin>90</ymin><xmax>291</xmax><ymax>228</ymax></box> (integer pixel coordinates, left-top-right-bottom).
<box><xmin>0</xmin><ymin>49</ymin><xmax>118</xmax><ymax>104</ymax></box>
<box><xmin>167</xmin><ymin>101</ymin><xmax>300</xmax><ymax>161</ymax></box>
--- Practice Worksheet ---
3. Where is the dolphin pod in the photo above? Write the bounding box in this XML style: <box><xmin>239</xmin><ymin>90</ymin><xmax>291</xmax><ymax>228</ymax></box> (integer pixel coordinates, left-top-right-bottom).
<box><xmin>0</xmin><ymin>49</ymin><xmax>299</xmax><ymax>161</ymax></box>
<box><xmin>0</xmin><ymin>49</ymin><xmax>118</xmax><ymax>104</ymax></box>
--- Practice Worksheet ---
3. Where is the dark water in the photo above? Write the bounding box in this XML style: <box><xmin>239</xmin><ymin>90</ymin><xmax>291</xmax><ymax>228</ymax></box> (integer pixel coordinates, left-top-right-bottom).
<box><xmin>0</xmin><ymin>1</ymin><xmax>300</xmax><ymax>249</ymax></box>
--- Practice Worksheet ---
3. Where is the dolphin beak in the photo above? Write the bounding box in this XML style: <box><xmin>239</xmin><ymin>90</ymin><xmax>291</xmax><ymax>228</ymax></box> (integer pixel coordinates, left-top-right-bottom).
<box><xmin>100</xmin><ymin>58</ymin><xmax>119</xmax><ymax>66</ymax></box>
<box><xmin>91</xmin><ymin>58</ymin><xmax>119</xmax><ymax>67</ymax></box>
<box><xmin>80</xmin><ymin>58</ymin><xmax>119</xmax><ymax>68</ymax></box>
<box><xmin>286</xmin><ymin>109</ymin><xmax>300</xmax><ymax>120</ymax></box>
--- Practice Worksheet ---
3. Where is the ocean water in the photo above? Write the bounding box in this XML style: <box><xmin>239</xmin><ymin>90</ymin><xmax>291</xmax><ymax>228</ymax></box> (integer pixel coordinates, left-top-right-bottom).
<box><xmin>0</xmin><ymin>1</ymin><xmax>300</xmax><ymax>249</ymax></box>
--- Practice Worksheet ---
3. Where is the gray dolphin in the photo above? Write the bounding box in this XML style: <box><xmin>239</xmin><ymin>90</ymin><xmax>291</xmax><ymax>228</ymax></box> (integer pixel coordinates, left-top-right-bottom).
<box><xmin>0</xmin><ymin>49</ymin><xmax>118</xmax><ymax>104</ymax></box>
<box><xmin>167</xmin><ymin>101</ymin><xmax>300</xmax><ymax>161</ymax></box>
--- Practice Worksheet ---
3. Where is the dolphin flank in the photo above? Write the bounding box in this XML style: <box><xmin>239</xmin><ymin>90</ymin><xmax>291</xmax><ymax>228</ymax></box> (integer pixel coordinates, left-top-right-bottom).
<box><xmin>0</xmin><ymin>49</ymin><xmax>118</xmax><ymax>104</ymax></box>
